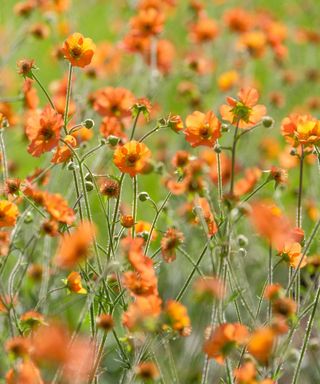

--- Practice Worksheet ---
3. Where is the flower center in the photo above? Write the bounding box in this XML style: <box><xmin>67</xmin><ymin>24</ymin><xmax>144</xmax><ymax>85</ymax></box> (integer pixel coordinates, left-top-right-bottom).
<box><xmin>70</xmin><ymin>46</ymin><xmax>83</xmax><ymax>58</ymax></box>
<box><xmin>127</xmin><ymin>153</ymin><xmax>139</xmax><ymax>165</ymax></box>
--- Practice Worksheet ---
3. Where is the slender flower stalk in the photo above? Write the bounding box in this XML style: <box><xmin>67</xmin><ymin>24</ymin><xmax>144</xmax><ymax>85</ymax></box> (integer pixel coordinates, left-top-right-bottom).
<box><xmin>31</xmin><ymin>71</ymin><xmax>56</xmax><ymax>110</ymax></box>
<box><xmin>292</xmin><ymin>280</ymin><xmax>320</xmax><ymax>384</ymax></box>
<box><xmin>229</xmin><ymin>121</ymin><xmax>240</xmax><ymax>196</ymax></box>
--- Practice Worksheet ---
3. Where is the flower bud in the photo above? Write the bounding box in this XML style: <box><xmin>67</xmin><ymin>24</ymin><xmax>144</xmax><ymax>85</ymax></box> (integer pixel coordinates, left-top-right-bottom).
<box><xmin>221</xmin><ymin>123</ymin><xmax>230</xmax><ymax>132</ymax></box>
<box><xmin>262</xmin><ymin>116</ymin><xmax>274</xmax><ymax>128</ymax></box>
<box><xmin>290</xmin><ymin>148</ymin><xmax>297</xmax><ymax>156</ymax></box>
<box><xmin>138</xmin><ymin>192</ymin><xmax>150</xmax><ymax>202</ymax></box>
<box><xmin>107</xmin><ymin>135</ymin><xmax>120</xmax><ymax>147</ymax></box>
<box><xmin>24</xmin><ymin>212</ymin><xmax>34</xmax><ymax>224</ymax></box>
<box><xmin>85</xmin><ymin>181</ymin><xmax>94</xmax><ymax>192</ymax></box>
<box><xmin>213</xmin><ymin>143</ymin><xmax>221</xmax><ymax>153</ymax></box>
<box><xmin>67</xmin><ymin>161</ymin><xmax>77</xmax><ymax>171</ymax></box>
<box><xmin>85</xmin><ymin>173</ymin><xmax>93</xmax><ymax>182</ymax></box>
<box><xmin>83</xmin><ymin>118</ymin><xmax>95</xmax><ymax>129</ymax></box>
<box><xmin>237</xmin><ymin>235</ymin><xmax>248</xmax><ymax>247</ymax></box>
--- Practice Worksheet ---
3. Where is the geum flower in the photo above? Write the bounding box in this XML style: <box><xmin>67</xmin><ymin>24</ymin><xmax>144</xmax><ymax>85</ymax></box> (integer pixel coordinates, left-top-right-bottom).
<box><xmin>26</xmin><ymin>105</ymin><xmax>63</xmax><ymax>157</ymax></box>
<box><xmin>185</xmin><ymin>111</ymin><xmax>221</xmax><ymax>147</ymax></box>
<box><xmin>54</xmin><ymin>221</ymin><xmax>96</xmax><ymax>269</ymax></box>
<box><xmin>0</xmin><ymin>200</ymin><xmax>19</xmax><ymax>227</ymax></box>
<box><xmin>204</xmin><ymin>323</ymin><xmax>248</xmax><ymax>364</ymax></box>
<box><xmin>62</xmin><ymin>32</ymin><xmax>96</xmax><ymax>68</ymax></box>
<box><xmin>113</xmin><ymin>140</ymin><xmax>151</xmax><ymax>177</ymax></box>
<box><xmin>220</xmin><ymin>87</ymin><xmax>266</xmax><ymax>129</ymax></box>
<box><xmin>281</xmin><ymin>113</ymin><xmax>320</xmax><ymax>148</ymax></box>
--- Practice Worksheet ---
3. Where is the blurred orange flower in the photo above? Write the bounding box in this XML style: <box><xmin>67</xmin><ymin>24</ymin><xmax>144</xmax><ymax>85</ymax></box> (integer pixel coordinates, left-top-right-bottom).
<box><xmin>0</xmin><ymin>200</ymin><xmax>19</xmax><ymax>227</ymax></box>
<box><xmin>55</xmin><ymin>221</ymin><xmax>96</xmax><ymax>269</ymax></box>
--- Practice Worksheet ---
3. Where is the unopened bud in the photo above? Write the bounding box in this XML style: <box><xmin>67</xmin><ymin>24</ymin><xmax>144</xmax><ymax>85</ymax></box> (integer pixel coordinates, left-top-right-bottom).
<box><xmin>213</xmin><ymin>143</ymin><xmax>221</xmax><ymax>153</ymax></box>
<box><xmin>262</xmin><ymin>116</ymin><xmax>274</xmax><ymax>128</ymax></box>
<box><xmin>85</xmin><ymin>181</ymin><xmax>94</xmax><ymax>192</ymax></box>
<box><xmin>67</xmin><ymin>161</ymin><xmax>76</xmax><ymax>171</ymax></box>
<box><xmin>237</xmin><ymin>235</ymin><xmax>248</xmax><ymax>247</ymax></box>
<box><xmin>107</xmin><ymin>135</ymin><xmax>120</xmax><ymax>147</ymax></box>
<box><xmin>83</xmin><ymin>118</ymin><xmax>95</xmax><ymax>129</ymax></box>
<box><xmin>138</xmin><ymin>192</ymin><xmax>150</xmax><ymax>202</ymax></box>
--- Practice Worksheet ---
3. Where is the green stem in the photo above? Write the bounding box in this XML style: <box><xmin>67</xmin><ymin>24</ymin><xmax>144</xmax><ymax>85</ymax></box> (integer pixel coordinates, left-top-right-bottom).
<box><xmin>131</xmin><ymin>176</ymin><xmax>138</xmax><ymax>238</ymax></box>
<box><xmin>292</xmin><ymin>281</ymin><xmax>320</xmax><ymax>384</ymax></box>
<box><xmin>0</xmin><ymin>129</ymin><xmax>8</xmax><ymax>186</ymax></box>
<box><xmin>175</xmin><ymin>243</ymin><xmax>208</xmax><ymax>301</ymax></box>
<box><xmin>32</xmin><ymin>71</ymin><xmax>56</xmax><ymax>110</ymax></box>
<box><xmin>229</xmin><ymin>121</ymin><xmax>240</xmax><ymax>196</ymax></box>
<box><xmin>130</xmin><ymin>110</ymin><xmax>141</xmax><ymax>140</ymax></box>
<box><xmin>63</xmin><ymin>63</ymin><xmax>73</xmax><ymax>134</ymax></box>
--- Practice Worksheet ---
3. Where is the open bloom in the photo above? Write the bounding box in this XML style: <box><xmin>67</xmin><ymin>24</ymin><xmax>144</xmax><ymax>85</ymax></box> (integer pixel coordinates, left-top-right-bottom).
<box><xmin>113</xmin><ymin>141</ymin><xmax>151</xmax><ymax>177</ymax></box>
<box><xmin>26</xmin><ymin>106</ymin><xmax>63</xmax><ymax>157</ymax></box>
<box><xmin>247</xmin><ymin>327</ymin><xmax>275</xmax><ymax>365</ymax></box>
<box><xmin>281</xmin><ymin>113</ymin><xmax>320</xmax><ymax>147</ymax></box>
<box><xmin>66</xmin><ymin>271</ymin><xmax>87</xmax><ymax>294</ymax></box>
<box><xmin>0</xmin><ymin>200</ymin><xmax>19</xmax><ymax>227</ymax></box>
<box><xmin>277</xmin><ymin>241</ymin><xmax>307</xmax><ymax>269</ymax></box>
<box><xmin>185</xmin><ymin>111</ymin><xmax>221</xmax><ymax>147</ymax></box>
<box><xmin>93</xmin><ymin>87</ymin><xmax>135</xmax><ymax>119</ymax></box>
<box><xmin>55</xmin><ymin>221</ymin><xmax>96</xmax><ymax>269</ymax></box>
<box><xmin>163</xmin><ymin>300</ymin><xmax>191</xmax><ymax>336</ymax></box>
<box><xmin>204</xmin><ymin>323</ymin><xmax>248</xmax><ymax>364</ymax></box>
<box><xmin>62</xmin><ymin>32</ymin><xmax>96</xmax><ymax>68</ymax></box>
<box><xmin>220</xmin><ymin>87</ymin><xmax>266</xmax><ymax>129</ymax></box>
<box><xmin>161</xmin><ymin>228</ymin><xmax>184</xmax><ymax>263</ymax></box>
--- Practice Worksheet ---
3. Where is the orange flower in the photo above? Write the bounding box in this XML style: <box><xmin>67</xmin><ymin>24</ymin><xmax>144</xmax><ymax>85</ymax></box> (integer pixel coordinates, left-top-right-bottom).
<box><xmin>161</xmin><ymin>228</ymin><xmax>184</xmax><ymax>263</ymax></box>
<box><xmin>20</xmin><ymin>311</ymin><xmax>45</xmax><ymax>330</ymax></box>
<box><xmin>163</xmin><ymin>300</ymin><xmax>191</xmax><ymax>336</ymax></box>
<box><xmin>26</xmin><ymin>106</ymin><xmax>63</xmax><ymax>157</ymax></box>
<box><xmin>190</xmin><ymin>16</ymin><xmax>219</xmax><ymax>43</ymax></box>
<box><xmin>135</xmin><ymin>362</ymin><xmax>160</xmax><ymax>381</ymax></box>
<box><xmin>185</xmin><ymin>111</ymin><xmax>221</xmax><ymax>147</ymax></box>
<box><xmin>135</xmin><ymin>220</ymin><xmax>157</xmax><ymax>240</ymax></box>
<box><xmin>220</xmin><ymin>87</ymin><xmax>266</xmax><ymax>129</ymax></box>
<box><xmin>17</xmin><ymin>58</ymin><xmax>35</xmax><ymax>77</ymax></box>
<box><xmin>278</xmin><ymin>241</ymin><xmax>307</xmax><ymax>269</ymax></box>
<box><xmin>193</xmin><ymin>276</ymin><xmax>226</xmax><ymax>301</ymax></box>
<box><xmin>6</xmin><ymin>360</ymin><xmax>43</xmax><ymax>384</ymax></box>
<box><xmin>62</xmin><ymin>32</ymin><xmax>96</xmax><ymax>68</ymax></box>
<box><xmin>93</xmin><ymin>87</ymin><xmax>135</xmax><ymax>119</ymax></box>
<box><xmin>55</xmin><ymin>221</ymin><xmax>96</xmax><ymax>269</ymax></box>
<box><xmin>234</xmin><ymin>167</ymin><xmax>262</xmax><ymax>198</ymax></box>
<box><xmin>96</xmin><ymin>314</ymin><xmax>114</xmax><ymax>332</ymax></box>
<box><xmin>204</xmin><ymin>323</ymin><xmax>249</xmax><ymax>364</ymax></box>
<box><xmin>234</xmin><ymin>361</ymin><xmax>257</xmax><ymax>384</ymax></box>
<box><xmin>31</xmin><ymin>322</ymin><xmax>96</xmax><ymax>382</ymax></box>
<box><xmin>99</xmin><ymin>116</ymin><xmax>127</xmax><ymax>140</ymax></box>
<box><xmin>122</xmin><ymin>294</ymin><xmax>162</xmax><ymax>331</ymax></box>
<box><xmin>113</xmin><ymin>141</ymin><xmax>151</xmax><ymax>177</ymax></box>
<box><xmin>218</xmin><ymin>70</ymin><xmax>239</xmax><ymax>92</ymax></box>
<box><xmin>247</xmin><ymin>327</ymin><xmax>275</xmax><ymax>364</ymax></box>
<box><xmin>130</xmin><ymin>8</ymin><xmax>165</xmax><ymax>37</ymax></box>
<box><xmin>66</xmin><ymin>271</ymin><xmax>87</xmax><ymax>294</ymax></box>
<box><xmin>0</xmin><ymin>200</ymin><xmax>19</xmax><ymax>227</ymax></box>
<box><xmin>238</xmin><ymin>31</ymin><xmax>267</xmax><ymax>58</ymax></box>
<box><xmin>196</xmin><ymin>197</ymin><xmax>218</xmax><ymax>236</ymax></box>
<box><xmin>42</xmin><ymin>192</ymin><xmax>75</xmax><ymax>225</ymax></box>
<box><xmin>5</xmin><ymin>336</ymin><xmax>31</xmax><ymax>357</ymax></box>
<box><xmin>51</xmin><ymin>135</ymin><xmax>77</xmax><ymax>164</ymax></box>
<box><xmin>250</xmin><ymin>201</ymin><xmax>293</xmax><ymax>249</ymax></box>
<box><xmin>224</xmin><ymin>8</ymin><xmax>253</xmax><ymax>33</ymax></box>
<box><xmin>281</xmin><ymin>113</ymin><xmax>320</xmax><ymax>147</ymax></box>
